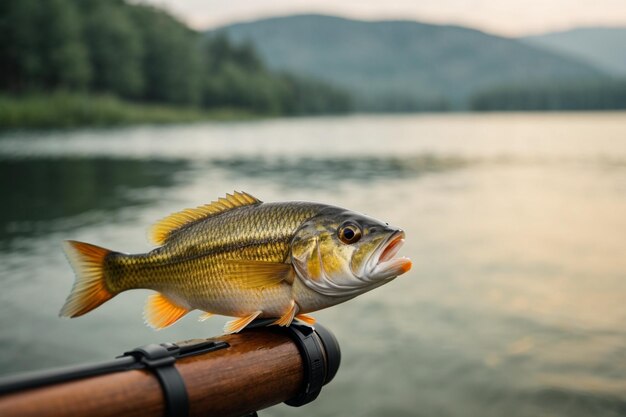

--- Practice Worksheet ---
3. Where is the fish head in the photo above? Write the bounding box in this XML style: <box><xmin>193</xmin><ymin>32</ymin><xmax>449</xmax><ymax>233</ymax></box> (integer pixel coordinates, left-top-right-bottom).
<box><xmin>291</xmin><ymin>208</ymin><xmax>412</xmax><ymax>297</ymax></box>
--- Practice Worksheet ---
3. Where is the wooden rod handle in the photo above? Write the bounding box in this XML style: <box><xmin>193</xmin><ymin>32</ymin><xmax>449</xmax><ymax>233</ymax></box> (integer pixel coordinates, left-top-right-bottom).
<box><xmin>0</xmin><ymin>329</ymin><xmax>304</xmax><ymax>417</ymax></box>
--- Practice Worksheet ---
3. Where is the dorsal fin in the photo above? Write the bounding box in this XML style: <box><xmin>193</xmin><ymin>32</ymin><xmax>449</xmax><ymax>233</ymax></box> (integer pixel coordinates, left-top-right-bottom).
<box><xmin>150</xmin><ymin>191</ymin><xmax>262</xmax><ymax>245</ymax></box>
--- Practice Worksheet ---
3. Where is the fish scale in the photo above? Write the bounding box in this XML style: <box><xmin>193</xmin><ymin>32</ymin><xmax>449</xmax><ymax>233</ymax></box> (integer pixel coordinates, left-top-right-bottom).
<box><xmin>107</xmin><ymin>202</ymin><xmax>326</xmax><ymax>316</ymax></box>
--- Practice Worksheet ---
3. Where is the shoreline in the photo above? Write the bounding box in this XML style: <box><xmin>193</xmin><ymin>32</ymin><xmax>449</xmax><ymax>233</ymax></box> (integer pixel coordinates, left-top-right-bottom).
<box><xmin>0</xmin><ymin>93</ymin><xmax>258</xmax><ymax>130</ymax></box>
<box><xmin>2</xmin><ymin>93</ymin><xmax>625</xmax><ymax>131</ymax></box>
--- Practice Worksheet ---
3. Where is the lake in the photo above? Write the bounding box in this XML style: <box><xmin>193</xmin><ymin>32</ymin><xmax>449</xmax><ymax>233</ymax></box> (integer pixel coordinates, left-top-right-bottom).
<box><xmin>0</xmin><ymin>112</ymin><xmax>625</xmax><ymax>417</ymax></box>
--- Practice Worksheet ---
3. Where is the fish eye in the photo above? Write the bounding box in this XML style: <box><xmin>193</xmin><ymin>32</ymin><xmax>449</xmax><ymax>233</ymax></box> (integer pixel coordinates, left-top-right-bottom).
<box><xmin>338</xmin><ymin>222</ymin><xmax>362</xmax><ymax>244</ymax></box>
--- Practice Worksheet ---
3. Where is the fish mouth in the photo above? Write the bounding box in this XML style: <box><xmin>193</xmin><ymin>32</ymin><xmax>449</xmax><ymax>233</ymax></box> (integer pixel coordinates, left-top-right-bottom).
<box><xmin>369</xmin><ymin>230</ymin><xmax>412</xmax><ymax>280</ymax></box>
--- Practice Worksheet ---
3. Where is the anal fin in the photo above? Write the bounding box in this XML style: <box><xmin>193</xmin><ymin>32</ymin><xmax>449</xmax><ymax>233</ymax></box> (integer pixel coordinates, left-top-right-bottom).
<box><xmin>273</xmin><ymin>300</ymin><xmax>298</xmax><ymax>327</ymax></box>
<box><xmin>295</xmin><ymin>313</ymin><xmax>316</xmax><ymax>326</ymax></box>
<box><xmin>144</xmin><ymin>293</ymin><xmax>190</xmax><ymax>330</ymax></box>
<box><xmin>224</xmin><ymin>311</ymin><xmax>262</xmax><ymax>334</ymax></box>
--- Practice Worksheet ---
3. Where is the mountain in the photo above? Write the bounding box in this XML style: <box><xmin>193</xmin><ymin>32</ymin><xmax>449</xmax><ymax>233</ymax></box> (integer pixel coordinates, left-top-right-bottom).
<box><xmin>211</xmin><ymin>14</ymin><xmax>606</xmax><ymax>109</ymax></box>
<box><xmin>523</xmin><ymin>27</ymin><xmax>626</xmax><ymax>76</ymax></box>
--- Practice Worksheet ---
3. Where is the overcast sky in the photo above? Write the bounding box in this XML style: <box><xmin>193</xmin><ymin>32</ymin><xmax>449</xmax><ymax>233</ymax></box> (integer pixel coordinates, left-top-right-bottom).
<box><xmin>139</xmin><ymin>0</ymin><xmax>626</xmax><ymax>36</ymax></box>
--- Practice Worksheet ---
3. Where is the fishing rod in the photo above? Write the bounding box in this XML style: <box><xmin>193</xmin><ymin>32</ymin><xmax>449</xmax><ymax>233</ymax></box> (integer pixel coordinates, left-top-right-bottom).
<box><xmin>0</xmin><ymin>320</ymin><xmax>341</xmax><ymax>417</ymax></box>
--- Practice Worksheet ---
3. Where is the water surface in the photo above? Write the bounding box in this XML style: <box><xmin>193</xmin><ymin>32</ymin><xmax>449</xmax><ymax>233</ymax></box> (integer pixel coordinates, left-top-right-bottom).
<box><xmin>1</xmin><ymin>113</ymin><xmax>625</xmax><ymax>416</ymax></box>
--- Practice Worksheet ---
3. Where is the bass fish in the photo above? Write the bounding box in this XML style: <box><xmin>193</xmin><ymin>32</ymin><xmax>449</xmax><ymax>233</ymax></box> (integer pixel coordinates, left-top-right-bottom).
<box><xmin>60</xmin><ymin>192</ymin><xmax>412</xmax><ymax>333</ymax></box>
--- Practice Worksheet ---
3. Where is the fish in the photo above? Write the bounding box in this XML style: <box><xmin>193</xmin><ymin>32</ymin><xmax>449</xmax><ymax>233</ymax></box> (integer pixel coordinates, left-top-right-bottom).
<box><xmin>60</xmin><ymin>191</ymin><xmax>412</xmax><ymax>333</ymax></box>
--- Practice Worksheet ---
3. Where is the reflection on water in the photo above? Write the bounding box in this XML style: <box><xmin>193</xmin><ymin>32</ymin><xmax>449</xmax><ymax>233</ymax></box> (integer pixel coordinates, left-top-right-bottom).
<box><xmin>211</xmin><ymin>154</ymin><xmax>470</xmax><ymax>187</ymax></box>
<box><xmin>0</xmin><ymin>113</ymin><xmax>625</xmax><ymax>417</ymax></box>
<box><xmin>0</xmin><ymin>158</ymin><xmax>188</xmax><ymax>243</ymax></box>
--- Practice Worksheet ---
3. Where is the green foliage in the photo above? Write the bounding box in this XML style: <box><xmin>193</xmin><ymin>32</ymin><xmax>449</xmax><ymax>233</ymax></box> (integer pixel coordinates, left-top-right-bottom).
<box><xmin>279</xmin><ymin>74</ymin><xmax>353</xmax><ymax>115</ymax></box>
<box><xmin>130</xmin><ymin>5</ymin><xmax>203</xmax><ymax>105</ymax></box>
<box><xmin>0</xmin><ymin>93</ymin><xmax>253</xmax><ymax>129</ymax></box>
<box><xmin>469</xmin><ymin>80</ymin><xmax>626</xmax><ymax>111</ymax></box>
<box><xmin>0</xmin><ymin>0</ymin><xmax>90</xmax><ymax>91</ymax></box>
<box><xmin>201</xmin><ymin>34</ymin><xmax>352</xmax><ymax>115</ymax></box>
<box><xmin>205</xmin><ymin>34</ymin><xmax>265</xmax><ymax>73</ymax></box>
<box><xmin>203</xmin><ymin>61</ymin><xmax>282</xmax><ymax>113</ymax></box>
<box><xmin>0</xmin><ymin>0</ymin><xmax>351</xmax><ymax>127</ymax></box>
<box><xmin>77</xmin><ymin>1</ymin><xmax>144</xmax><ymax>97</ymax></box>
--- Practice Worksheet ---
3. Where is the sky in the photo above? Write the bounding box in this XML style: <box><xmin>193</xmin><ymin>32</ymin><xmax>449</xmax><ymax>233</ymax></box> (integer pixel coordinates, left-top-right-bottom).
<box><xmin>139</xmin><ymin>0</ymin><xmax>626</xmax><ymax>36</ymax></box>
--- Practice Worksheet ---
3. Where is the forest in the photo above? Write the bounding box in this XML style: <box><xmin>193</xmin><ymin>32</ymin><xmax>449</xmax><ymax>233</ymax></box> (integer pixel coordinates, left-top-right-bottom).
<box><xmin>1</xmin><ymin>0</ymin><xmax>624</xmax><ymax>128</ymax></box>
<box><xmin>470</xmin><ymin>80</ymin><xmax>626</xmax><ymax>111</ymax></box>
<box><xmin>0</xmin><ymin>0</ymin><xmax>352</xmax><ymax>127</ymax></box>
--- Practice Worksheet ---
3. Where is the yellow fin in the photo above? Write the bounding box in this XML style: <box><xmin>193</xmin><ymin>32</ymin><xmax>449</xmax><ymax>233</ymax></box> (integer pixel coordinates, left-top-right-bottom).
<box><xmin>150</xmin><ymin>191</ymin><xmax>262</xmax><ymax>245</ymax></box>
<box><xmin>144</xmin><ymin>293</ymin><xmax>190</xmax><ymax>330</ymax></box>
<box><xmin>223</xmin><ymin>260</ymin><xmax>294</xmax><ymax>289</ymax></box>
<box><xmin>224</xmin><ymin>311</ymin><xmax>262</xmax><ymax>334</ymax></box>
<box><xmin>273</xmin><ymin>300</ymin><xmax>298</xmax><ymax>327</ymax></box>
<box><xmin>295</xmin><ymin>313</ymin><xmax>316</xmax><ymax>326</ymax></box>
<box><xmin>198</xmin><ymin>312</ymin><xmax>214</xmax><ymax>322</ymax></box>
<box><xmin>60</xmin><ymin>240</ymin><xmax>115</xmax><ymax>318</ymax></box>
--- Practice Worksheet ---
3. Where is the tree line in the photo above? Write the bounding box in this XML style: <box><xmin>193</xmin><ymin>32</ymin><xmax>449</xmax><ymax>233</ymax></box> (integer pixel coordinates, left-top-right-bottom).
<box><xmin>470</xmin><ymin>80</ymin><xmax>626</xmax><ymax>111</ymax></box>
<box><xmin>0</xmin><ymin>0</ymin><xmax>352</xmax><ymax>115</ymax></box>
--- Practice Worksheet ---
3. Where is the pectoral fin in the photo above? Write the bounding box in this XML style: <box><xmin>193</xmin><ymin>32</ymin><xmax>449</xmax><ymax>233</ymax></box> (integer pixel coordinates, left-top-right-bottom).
<box><xmin>273</xmin><ymin>300</ymin><xmax>298</xmax><ymax>327</ymax></box>
<box><xmin>223</xmin><ymin>260</ymin><xmax>295</xmax><ymax>289</ymax></box>
<box><xmin>144</xmin><ymin>293</ymin><xmax>190</xmax><ymax>330</ymax></box>
<box><xmin>224</xmin><ymin>311</ymin><xmax>262</xmax><ymax>334</ymax></box>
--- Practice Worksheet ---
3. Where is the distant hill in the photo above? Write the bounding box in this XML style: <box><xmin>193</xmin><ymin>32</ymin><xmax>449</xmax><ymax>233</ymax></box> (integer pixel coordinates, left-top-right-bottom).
<box><xmin>523</xmin><ymin>27</ymin><xmax>626</xmax><ymax>76</ymax></box>
<box><xmin>212</xmin><ymin>14</ymin><xmax>606</xmax><ymax>109</ymax></box>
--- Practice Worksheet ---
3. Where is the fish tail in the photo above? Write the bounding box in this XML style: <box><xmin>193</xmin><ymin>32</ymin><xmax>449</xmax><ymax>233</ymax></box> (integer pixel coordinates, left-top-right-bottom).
<box><xmin>59</xmin><ymin>240</ymin><xmax>116</xmax><ymax>318</ymax></box>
